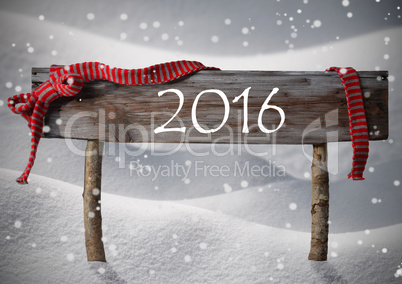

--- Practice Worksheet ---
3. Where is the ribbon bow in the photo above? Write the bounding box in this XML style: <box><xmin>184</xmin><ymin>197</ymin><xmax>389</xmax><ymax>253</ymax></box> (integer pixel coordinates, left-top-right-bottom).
<box><xmin>8</xmin><ymin>61</ymin><xmax>218</xmax><ymax>184</ymax></box>
<box><xmin>7</xmin><ymin>71</ymin><xmax>85</xmax><ymax>184</ymax></box>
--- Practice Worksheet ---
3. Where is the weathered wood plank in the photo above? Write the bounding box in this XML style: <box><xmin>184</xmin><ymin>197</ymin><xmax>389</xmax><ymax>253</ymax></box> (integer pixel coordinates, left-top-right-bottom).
<box><xmin>33</xmin><ymin>68</ymin><xmax>388</xmax><ymax>144</ymax></box>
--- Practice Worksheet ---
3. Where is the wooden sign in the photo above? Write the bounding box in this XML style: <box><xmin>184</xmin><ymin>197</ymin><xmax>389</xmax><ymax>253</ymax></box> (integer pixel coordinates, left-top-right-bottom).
<box><xmin>32</xmin><ymin>67</ymin><xmax>389</xmax><ymax>262</ymax></box>
<box><xmin>33</xmin><ymin>69</ymin><xmax>388</xmax><ymax>144</ymax></box>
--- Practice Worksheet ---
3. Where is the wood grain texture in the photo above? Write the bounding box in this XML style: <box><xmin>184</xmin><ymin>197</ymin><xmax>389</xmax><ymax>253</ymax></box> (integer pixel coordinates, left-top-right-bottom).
<box><xmin>83</xmin><ymin>141</ymin><xmax>106</xmax><ymax>262</ymax></box>
<box><xmin>308</xmin><ymin>144</ymin><xmax>329</xmax><ymax>261</ymax></box>
<box><xmin>33</xmin><ymin>68</ymin><xmax>388</xmax><ymax>144</ymax></box>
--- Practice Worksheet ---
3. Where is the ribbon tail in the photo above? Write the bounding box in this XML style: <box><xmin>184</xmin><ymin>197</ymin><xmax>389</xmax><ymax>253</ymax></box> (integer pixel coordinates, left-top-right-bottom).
<box><xmin>328</xmin><ymin>66</ymin><xmax>369</xmax><ymax>181</ymax></box>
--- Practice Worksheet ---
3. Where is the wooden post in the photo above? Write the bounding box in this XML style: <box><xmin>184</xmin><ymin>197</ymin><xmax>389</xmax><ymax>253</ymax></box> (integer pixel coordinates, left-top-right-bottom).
<box><xmin>308</xmin><ymin>143</ymin><xmax>329</xmax><ymax>261</ymax></box>
<box><xmin>83</xmin><ymin>140</ymin><xmax>106</xmax><ymax>262</ymax></box>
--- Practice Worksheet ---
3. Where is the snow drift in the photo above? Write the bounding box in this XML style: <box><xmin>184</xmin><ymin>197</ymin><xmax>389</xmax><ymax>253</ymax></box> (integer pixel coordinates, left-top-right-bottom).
<box><xmin>1</xmin><ymin>169</ymin><xmax>401</xmax><ymax>283</ymax></box>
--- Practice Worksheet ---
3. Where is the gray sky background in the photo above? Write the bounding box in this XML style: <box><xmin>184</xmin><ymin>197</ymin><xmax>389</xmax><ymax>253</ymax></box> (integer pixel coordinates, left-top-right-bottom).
<box><xmin>1</xmin><ymin>0</ymin><xmax>401</xmax><ymax>55</ymax></box>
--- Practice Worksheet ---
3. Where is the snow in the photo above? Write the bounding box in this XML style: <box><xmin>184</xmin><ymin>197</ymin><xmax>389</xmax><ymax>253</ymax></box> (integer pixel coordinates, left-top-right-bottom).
<box><xmin>0</xmin><ymin>2</ymin><xmax>402</xmax><ymax>283</ymax></box>
<box><xmin>1</xmin><ymin>169</ymin><xmax>401</xmax><ymax>283</ymax></box>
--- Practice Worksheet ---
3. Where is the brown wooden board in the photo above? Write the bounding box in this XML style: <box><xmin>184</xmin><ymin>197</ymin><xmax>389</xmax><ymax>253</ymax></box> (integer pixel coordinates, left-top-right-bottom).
<box><xmin>33</xmin><ymin>68</ymin><xmax>388</xmax><ymax>144</ymax></box>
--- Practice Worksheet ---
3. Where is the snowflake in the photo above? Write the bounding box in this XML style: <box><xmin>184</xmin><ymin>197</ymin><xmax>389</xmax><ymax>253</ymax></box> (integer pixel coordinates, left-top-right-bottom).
<box><xmin>313</xmin><ymin>20</ymin><xmax>322</xmax><ymax>28</ymax></box>
<box><xmin>289</xmin><ymin>203</ymin><xmax>297</xmax><ymax>210</ymax></box>
<box><xmin>67</xmin><ymin>253</ymin><xmax>75</xmax><ymax>261</ymax></box>
<box><xmin>223</xmin><ymin>183</ymin><xmax>232</xmax><ymax>193</ymax></box>
<box><xmin>87</xmin><ymin>13</ymin><xmax>95</xmax><ymax>20</ymax></box>
<box><xmin>211</xmin><ymin>35</ymin><xmax>219</xmax><ymax>43</ymax></box>
<box><xmin>14</xmin><ymin>220</ymin><xmax>22</xmax><ymax>228</ymax></box>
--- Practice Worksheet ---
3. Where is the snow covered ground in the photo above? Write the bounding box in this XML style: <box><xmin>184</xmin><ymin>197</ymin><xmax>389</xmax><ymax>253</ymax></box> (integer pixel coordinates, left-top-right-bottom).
<box><xmin>1</xmin><ymin>169</ymin><xmax>401</xmax><ymax>284</ymax></box>
<box><xmin>0</xmin><ymin>1</ymin><xmax>402</xmax><ymax>283</ymax></box>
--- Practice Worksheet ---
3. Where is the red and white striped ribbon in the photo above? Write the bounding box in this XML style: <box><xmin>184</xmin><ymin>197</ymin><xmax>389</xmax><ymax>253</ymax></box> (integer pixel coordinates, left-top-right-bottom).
<box><xmin>8</xmin><ymin>60</ymin><xmax>218</xmax><ymax>184</ymax></box>
<box><xmin>327</xmin><ymin>66</ymin><xmax>369</xmax><ymax>181</ymax></box>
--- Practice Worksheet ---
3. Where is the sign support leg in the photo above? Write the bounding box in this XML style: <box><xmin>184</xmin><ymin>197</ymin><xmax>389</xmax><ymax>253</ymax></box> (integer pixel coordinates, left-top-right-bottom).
<box><xmin>308</xmin><ymin>143</ymin><xmax>329</xmax><ymax>261</ymax></box>
<box><xmin>83</xmin><ymin>140</ymin><xmax>106</xmax><ymax>262</ymax></box>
